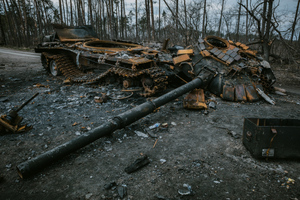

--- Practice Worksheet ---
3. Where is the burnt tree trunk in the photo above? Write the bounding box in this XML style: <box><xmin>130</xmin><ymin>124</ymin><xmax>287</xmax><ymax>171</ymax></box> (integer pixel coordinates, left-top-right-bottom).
<box><xmin>236</xmin><ymin>0</ymin><xmax>242</xmax><ymax>41</ymax></box>
<box><xmin>217</xmin><ymin>0</ymin><xmax>225</xmax><ymax>37</ymax></box>
<box><xmin>263</xmin><ymin>0</ymin><xmax>273</xmax><ymax>61</ymax></box>
<box><xmin>202</xmin><ymin>0</ymin><xmax>206</xmax><ymax>37</ymax></box>
<box><xmin>150</xmin><ymin>0</ymin><xmax>155</xmax><ymax>40</ymax></box>
<box><xmin>290</xmin><ymin>0</ymin><xmax>300</xmax><ymax>42</ymax></box>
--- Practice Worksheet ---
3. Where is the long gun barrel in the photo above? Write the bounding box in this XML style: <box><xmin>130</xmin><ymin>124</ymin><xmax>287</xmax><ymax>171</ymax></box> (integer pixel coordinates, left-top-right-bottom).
<box><xmin>16</xmin><ymin>69</ymin><xmax>215</xmax><ymax>179</ymax></box>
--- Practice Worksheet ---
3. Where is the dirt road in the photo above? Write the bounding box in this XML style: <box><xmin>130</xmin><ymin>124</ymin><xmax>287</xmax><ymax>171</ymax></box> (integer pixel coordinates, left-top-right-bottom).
<box><xmin>0</xmin><ymin>48</ymin><xmax>300</xmax><ymax>200</ymax></box>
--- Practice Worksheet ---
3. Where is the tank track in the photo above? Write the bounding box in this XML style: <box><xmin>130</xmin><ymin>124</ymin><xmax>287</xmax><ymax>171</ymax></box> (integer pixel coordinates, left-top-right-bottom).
<box><xmin>42</xmin><ymin>53</ymin><xmax>168</xmax><ymax>97</ymax></box>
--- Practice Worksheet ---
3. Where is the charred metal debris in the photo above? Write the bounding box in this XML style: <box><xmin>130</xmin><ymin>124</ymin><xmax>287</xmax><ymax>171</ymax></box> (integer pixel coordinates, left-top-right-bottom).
<box><xmin>35</xmin><ymin>25</ymin><xmax>280</xmax><ymax>107</ymax></box>
<box><xmin>0</xmin><ymin>93</ymin><xmax>39</xmax><ymax>134</ymax></box>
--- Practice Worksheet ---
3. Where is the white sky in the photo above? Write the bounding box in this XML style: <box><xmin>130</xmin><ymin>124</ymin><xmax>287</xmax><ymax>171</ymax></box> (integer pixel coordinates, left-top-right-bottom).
<box><xmin>124</xmin><ymin>0</ymin><xmax>298</xmax><ymax>12</ymax></box>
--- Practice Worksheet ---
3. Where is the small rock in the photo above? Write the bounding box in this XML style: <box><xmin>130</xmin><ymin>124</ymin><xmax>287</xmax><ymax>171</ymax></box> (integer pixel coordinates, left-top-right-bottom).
<box><xmin>228</xmin><ymin>130</ymin><xmax>241</xmax><ymax>139</ymax></box>
<box><xmin>155</xmin><ymin>195</ymin><xmax>171</xmax><ymax>200</ymax></box>
<box><xmin>208</xmin><ymin>101</ymin><xmax>216</xmax><ymax>109</ymax></box>
<box><xmin>117</xmin><ymin>185</ymin><xmax>127</xmax><ymax>198</ymax></box>
<box><xmin>85</xmin><ymin>193</ymin><xmax>93</xmax><ymax>200</ymax></box>
<box><xmin>104</xmin><ymin>181</ymin><xmax>116</xmax><ymax>190</ymax></box>
<box><xmin>214</xmin><ymin>181</ymin><xmax>221</xmax><ymax>184</ymax></box>
<box><xmin>178</xmin><ymin>184</ymin><xmax>193</xmax><ymax>196</ymax></box>
<box><xmin>160</xmin><ymin>159</ymin><xmax>166</xmax><ymax>164</ymax></box>
<box><xmin>0</xmin><ymin>97</ymin><xmax>8</xmax><ymax>102</ymax></box>
<box><xmin>75</xmin><ymin>131</ymin><xmax>81</xmax><ymax>136</ymax></box>
<box><xmin>134</xmin><ymin>131</ymin><xmax>148</xmax><ymax>138</ymax></box>
<box><xmin>125</xmin><ymin>155</ymin><xmax>150</xmax><ymax>174</ymax></box>
<box><xmin>171</xmin><ymin>122</ymin><xmax>177</xmax><ymax>126</ymax></box>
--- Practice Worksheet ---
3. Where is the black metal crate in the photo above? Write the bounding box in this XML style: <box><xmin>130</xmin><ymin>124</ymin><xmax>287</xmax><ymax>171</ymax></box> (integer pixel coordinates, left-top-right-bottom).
<box><xmin>243</xmin><ymin>118</ymin><xmax>300</xmax><ymax>158</ymax></box>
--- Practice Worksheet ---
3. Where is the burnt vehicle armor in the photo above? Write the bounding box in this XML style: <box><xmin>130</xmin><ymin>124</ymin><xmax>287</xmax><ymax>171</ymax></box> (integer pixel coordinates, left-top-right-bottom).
<box><xmin>35</xmin><ymin>25</ymin><xmax>276</xmax><ymax>101</ymax></box>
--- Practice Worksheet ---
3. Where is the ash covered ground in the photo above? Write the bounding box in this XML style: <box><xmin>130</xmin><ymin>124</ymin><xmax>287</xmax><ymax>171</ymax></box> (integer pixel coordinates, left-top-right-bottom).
<box><xmin>0</xmin><ymin>48</ymin><xmax>300</xmax><ymax>200</ymax></box>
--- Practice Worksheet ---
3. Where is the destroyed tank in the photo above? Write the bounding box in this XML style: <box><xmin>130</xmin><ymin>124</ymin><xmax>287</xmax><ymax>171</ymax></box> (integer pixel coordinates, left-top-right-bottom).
<box><xmin>18</xmin><ymin>32</ymin><xmax>277</xmax><ymax>178</ymax></box>
<box><xmin>35</xmin><ymin>25</ymin><xmax>276</xmax><ymax>101</ymax></box>
<box><xmin>35</xmin><ymin>25</ymin><xmax>168</xmax><ymax>97</ymax></box>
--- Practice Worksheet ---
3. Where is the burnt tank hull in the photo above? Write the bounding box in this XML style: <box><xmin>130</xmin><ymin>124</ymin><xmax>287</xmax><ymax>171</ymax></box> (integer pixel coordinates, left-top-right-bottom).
<box><xmin>36</xmin><ymin>26</ymin><xmax>276</xmax><ymax>101</ymax></box>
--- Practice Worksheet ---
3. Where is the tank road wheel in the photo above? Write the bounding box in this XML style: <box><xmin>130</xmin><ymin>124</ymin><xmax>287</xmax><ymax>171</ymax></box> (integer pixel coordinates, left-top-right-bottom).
<box><xmin>41</xmin><ymin>54</ymin><xmax>50</xmax><ymax>73</ymax></box>
<box><xmin>141</xmin><ymin>76</ymin><xmax>155</xmax><ymax>96</ymax></box>
<box><xmin>49</xmin><ymin>59</ymin><xmax>61</xmax><ymax>76</ymax></box>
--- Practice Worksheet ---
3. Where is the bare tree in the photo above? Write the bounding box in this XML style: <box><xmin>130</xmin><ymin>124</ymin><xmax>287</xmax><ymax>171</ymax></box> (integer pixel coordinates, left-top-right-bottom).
<box><xmin>59</xmin><ymin>0</ymin><xmax>63</xmax><ymax>24</ymax></box>
<box><xmin>70</xmin><ymin>0</ymin><xmax>73</xmax><ymax>26</ymax></box>
<box><xmin>150</xmin><ymin>0</ymin><xmax>155</xmax><ymax>40</ymax></box>
<box><xmin>236</xmin><ymin>0</ymin><xmax>242</xmax><ymax>40</ymax></box>
<box><xmin>202</xmin><ymin>0</ymin><xmax>207</xmax><ymax>37</ymax></box>
<box><xmin>136</xmin><ymin>0</ymin><xmax>138</xmax><ymax>40</ymax></box>
<box><xmin>290</xmin><ymin>0</ymin><xmax>300</xmax><ymax>42</ymax></box>
<box><xmin>88</xmin><ymin>0</ymin><xmax>93</xmax><ymax>27</ymax></box>
<box><xmin>145</xmin><ymin>0</ymin><xmax>151</xmax><ymax>40</ymax></box>
<box><xmin>245</xmin><ymin>0</ymin><xmax>249</xmax><ymax>42</ymax></box>
<box><xmin>217</xmin><ymin>0</ymin><xmax>225</xmax><ymax>36</ymax></box>
<box><xmin>184</xmin><ymin>0</ymin><xmax>187</xmax><ymax>45</ymax></box>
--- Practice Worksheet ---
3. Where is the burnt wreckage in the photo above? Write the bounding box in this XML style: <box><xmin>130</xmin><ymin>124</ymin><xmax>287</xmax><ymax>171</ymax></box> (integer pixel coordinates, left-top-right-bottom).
<box><xmin>15</xmin><ymin>26</ymin><xmax>279</xmax><ymax>178</ymax></box>
<box><xmin>35</xmin><ymin>25</ymin><xmax>276</xmax><ymax>103</ymax></box>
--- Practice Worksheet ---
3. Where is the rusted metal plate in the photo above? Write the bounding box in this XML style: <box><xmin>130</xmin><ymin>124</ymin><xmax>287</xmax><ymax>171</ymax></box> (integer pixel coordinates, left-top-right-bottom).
<box><xmin>235</xmin><ymin>85</ymin><xmax>247</xmax><ymax>102</ymax></box>
<box><xmin>177</xmin><ymin>49</ymin><xmax>194</xmax><ymax>55</ymax></box>
<box><xmin>225</xmin><ymin>49</ymin><xmax>233</xmax><ymax>55</ymax></box>
<box><xmin>127</xmin><ymin>57</ymin><xmax>152</xmax><ymax>65</ymax></box>
<box><xmin>210</xmin><ymin>48</ymin><xmax>218</xmax><ymax>54</ymax></box>
<box><xmin>200</xmin><ymin>43</ymin><xmax>206</xmax><ymax>50</ymax></box>
<box><xmin>173</xmin><ymin>54</ymin><xmax>191</xmax><ymax>65</ymax></box>
<box><xmin>228</xmin><ymin>45</ymin><xmax>236</xmax><ymax>50</ymax></box>
<box><xmin>244</xmin><ymin>49</ymin><xmax>257</xmax><ymax>56</ymax></box>
<box><xmin>183</xmin><ymin>89</ymin><xmax>207</xmax><ymax>110</ymax></box>
<box><xmin>234</xmin><ymin>55</ymin><xmax>241</xmax><ymax>61</ymax></box>
<box><xmin>222</xmin><ymin>85</ymin><xmax>235</xmax><ymax>101</ymax></box>
<box><xmin>233</xmin><ymin>47</ymin><xmax>240</xmax><ymax>52</ymax></box>
<box><xmin>226</xmin><ymin>57</ymin><xmax>234</xmax><ymax>65</ymax></box>
<box><xmin>222</xmin><ymin>55</ymin><xmax>230</xmax><ymax>62</ymax></box>
<box><xmin>142</xmin><ymin>51</ymin><xmax>158</xmax><ymax>56</ymax></box>
<box><xmin>201</xmin><ymin>50</ymin><xmax>211</xmax><ymax>57</ymax></box>
<box><xmin>245</xmin><ymin>85</ymin><xmax>259</xmax><ymax>102</ymax></box>
<box><xmin>240</xmin><ymin>44</ymin><xmax>249</xmax><ymax>50</ymax></box>
<box><xmin>217</xmin><ymin>52</ymin><xmax>225</xmax><ymax>59</ymax></box>
<box><xmin>214</xmin><ymin>50</ymin><xmax>222</xmax><ymax>56</ymax></box>
<box><xmin>230</xmin><ymin>51</ymin><xmax>238</xmax><ymax>58</ymax></box>
<box><xmin>235</xmin><ymin>42</ymin><xmax>242</xmax><ymax>46</ymax></box>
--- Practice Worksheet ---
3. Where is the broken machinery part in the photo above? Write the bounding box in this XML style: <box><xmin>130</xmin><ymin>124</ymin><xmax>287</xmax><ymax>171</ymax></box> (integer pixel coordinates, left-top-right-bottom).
<box><xmin>0</xmin><ymin>93</ymin><xmax>39</xmax><ymax>134</ymax></box>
